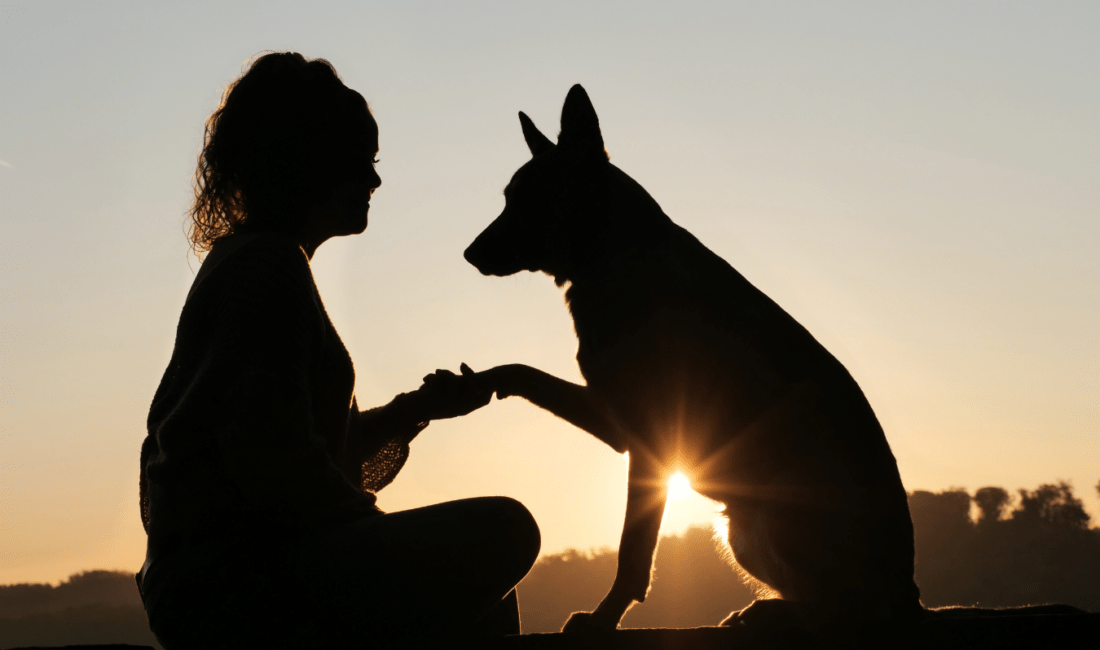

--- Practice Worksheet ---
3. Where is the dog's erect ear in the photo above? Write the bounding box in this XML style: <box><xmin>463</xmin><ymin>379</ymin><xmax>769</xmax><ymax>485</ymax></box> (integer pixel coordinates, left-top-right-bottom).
<box><xmin>519</xmin><ymin>111</ymin><xmax>554</xmax><ymax>157</ymax></box>
<box><xmin>558</xmin><ymin>84</ymin><xmax>608</xmax><ymax>160</ymax></box>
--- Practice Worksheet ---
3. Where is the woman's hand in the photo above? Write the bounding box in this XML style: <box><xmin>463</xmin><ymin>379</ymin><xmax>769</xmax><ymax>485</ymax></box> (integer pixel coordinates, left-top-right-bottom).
<box><xmin>412</xmin><ymin>363</ymin><xmax>494</xmax><ymax>421</ymax></box>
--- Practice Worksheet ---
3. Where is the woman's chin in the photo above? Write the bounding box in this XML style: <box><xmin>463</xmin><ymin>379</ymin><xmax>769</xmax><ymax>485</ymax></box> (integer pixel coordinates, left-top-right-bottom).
<box><xmin>345</xmin><ymin>209</ymin><xmax>369</xmax><ymax>235</ymax></box>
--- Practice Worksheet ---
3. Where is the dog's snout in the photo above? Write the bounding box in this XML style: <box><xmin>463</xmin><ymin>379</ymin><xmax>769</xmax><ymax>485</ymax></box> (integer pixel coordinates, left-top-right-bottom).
<box><xmin>465</xmin><ymin>218</ymin><xmax>517</xmax><ymax>276</ymax></box>
<box><xmin>463</xmin><ymin>238</ymin><xmax>486</xmax><ymax>273</ymax></box>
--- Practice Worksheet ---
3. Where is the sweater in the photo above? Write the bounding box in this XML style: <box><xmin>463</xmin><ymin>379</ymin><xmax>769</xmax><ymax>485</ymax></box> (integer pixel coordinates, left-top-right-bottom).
<box><xmin>139</xmin><ymin>232</ymin><xmax>423</xmax><ymax>554</ymax></box>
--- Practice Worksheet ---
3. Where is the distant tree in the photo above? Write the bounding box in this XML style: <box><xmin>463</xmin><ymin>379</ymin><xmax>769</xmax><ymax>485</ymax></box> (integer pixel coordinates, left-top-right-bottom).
<box><xmin>1013</xmin><ymin>482</ymin><xmax>1090</xmax><ymax>530</ymax></box>
<box><xmin>973</xmin><ymin>486</ymin><xmax>1011</xmax><ymax>525</ymax></box>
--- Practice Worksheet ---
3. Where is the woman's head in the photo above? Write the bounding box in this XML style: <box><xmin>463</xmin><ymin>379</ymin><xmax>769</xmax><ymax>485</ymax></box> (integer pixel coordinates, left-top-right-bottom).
<box><xmin>189</xmin><ymin>52</ymin><xmax>380</xmax><ymax>256</ymax></box>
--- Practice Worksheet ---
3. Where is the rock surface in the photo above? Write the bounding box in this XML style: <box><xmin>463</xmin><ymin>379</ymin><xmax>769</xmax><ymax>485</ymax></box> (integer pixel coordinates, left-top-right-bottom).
<box><xmin>7</xmin><ymin>613</ymin><xmax>1097</xmax><ymax>649</ymax></box>
<box><xmin>422</xmin><ymin>613</ymin><xmax>1100</xmax><ymax>649</ymax></box>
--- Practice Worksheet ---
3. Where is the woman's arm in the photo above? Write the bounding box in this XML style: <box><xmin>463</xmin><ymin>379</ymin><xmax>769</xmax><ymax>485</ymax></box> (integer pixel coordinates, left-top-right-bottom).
<box><xmin>341</xmin><ymin>363</ymin><xmax>492</xmax><ymax>491</ymax></box>
<box><xmin>210</xmin><ymin>239</ymin><xmax>381</xmax><ymax>526</ymax></box>
<box><xmin>338</xmin><ymin>393</ymin><xmax>425</xmax><ymax>491</ymax></box>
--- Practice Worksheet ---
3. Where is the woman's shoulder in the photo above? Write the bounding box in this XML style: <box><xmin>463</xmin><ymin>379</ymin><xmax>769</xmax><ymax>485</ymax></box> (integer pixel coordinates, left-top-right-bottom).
<box><xmin>209</xmin><ymin>230</ymin><xmax>308</xmax><ymax>271</ymax></box>
<box><xmin>187</xmin><ymin>232</ymin><xmax>313</xmax><ymax>302</ymax></box>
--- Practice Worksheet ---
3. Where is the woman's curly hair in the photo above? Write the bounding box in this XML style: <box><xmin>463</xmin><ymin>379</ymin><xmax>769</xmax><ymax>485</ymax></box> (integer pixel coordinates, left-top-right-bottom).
<box><xmin>189</xmin><ymin>52</ymin><xmax>370</xmax><ymax>256</ymax></box>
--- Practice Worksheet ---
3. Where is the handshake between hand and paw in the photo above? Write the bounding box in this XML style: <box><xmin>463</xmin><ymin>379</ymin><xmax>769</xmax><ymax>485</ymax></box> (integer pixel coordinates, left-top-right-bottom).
<box><xmin>412</xmin><ymin>363</ymin><xmax>527</xmax><ymax>421</ymax></box>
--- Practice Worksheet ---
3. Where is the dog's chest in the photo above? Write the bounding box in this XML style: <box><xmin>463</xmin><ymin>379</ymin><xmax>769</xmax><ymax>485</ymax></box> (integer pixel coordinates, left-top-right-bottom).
<box><xmin>568</xmin><ymin>281</ymin><xmax>690</xmax><ymax>414</ymax></box>
<box><xmin>569</xmin><ymin>285</ymin><xmax>647</xmax><ymax>379</ymax></box>
<box><xmin>566</xmin><ymin>261</ymin><xmax>799</xmax><ymax>449</ymax></box>
<box><xmin>573</xmin><ymin>316</ymin><xmax>613</xmax><ymax>380</ymax></box>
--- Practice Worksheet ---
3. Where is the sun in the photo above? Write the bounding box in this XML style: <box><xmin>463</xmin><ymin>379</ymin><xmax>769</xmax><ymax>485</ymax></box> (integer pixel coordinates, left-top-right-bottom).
<box><xmin>667</xmin><ymin>472</ymin><xmax>693</xmax><ymax>500</ymax></box>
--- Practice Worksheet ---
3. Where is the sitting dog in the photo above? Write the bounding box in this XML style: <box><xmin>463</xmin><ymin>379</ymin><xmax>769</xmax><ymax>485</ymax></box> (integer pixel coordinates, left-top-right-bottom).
<box><xmin>464</xmin><ymin>85</ymin><xmax>1051</xmax><ymax>633</ymax></box>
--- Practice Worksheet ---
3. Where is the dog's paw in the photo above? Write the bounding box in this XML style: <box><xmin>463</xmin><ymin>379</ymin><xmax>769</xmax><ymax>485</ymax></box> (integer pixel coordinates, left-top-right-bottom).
<box><xmin>561</xmin><ymin>611</ymin><xmax>616</xmax><ymax>633</ymax></box>
<box><xmin>721</xmin><ymin>599</ymin><xmax>802</xmax><ymax>630</ymax></box>
<box><xmin>719</xmin><ymin>610</ymin><xmax>743</xmax><ymax>627</ymax></box>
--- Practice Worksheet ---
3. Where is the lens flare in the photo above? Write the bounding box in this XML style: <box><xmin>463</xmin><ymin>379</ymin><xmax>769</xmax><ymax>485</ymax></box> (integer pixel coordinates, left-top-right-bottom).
<box><xmin>668</xmin><ymin>472</ymin><xmax>692</xmax><ymax>500</ymax></box>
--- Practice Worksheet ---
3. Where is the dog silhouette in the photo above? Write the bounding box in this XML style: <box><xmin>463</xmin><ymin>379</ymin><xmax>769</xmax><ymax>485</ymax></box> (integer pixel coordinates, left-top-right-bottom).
<box><xmin>465</xmin><ymin>85</ymin><xmax>934</xmax><ymax>633</ymax></box>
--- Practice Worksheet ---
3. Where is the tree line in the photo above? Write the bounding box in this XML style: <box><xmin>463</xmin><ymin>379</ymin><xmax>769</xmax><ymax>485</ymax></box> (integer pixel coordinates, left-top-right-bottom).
<box><xmin>0</xmin><ymin>570</ymin><xmax>161</xmax><ymax>648</ymax></box>
<box><xmin>907</xmin><ymin>481</ymin><xmax>1100</xmax><ymax>612</ymax></box>
<box><xmin>519</xmin><ymin>480</ymin><xmax>1100</xmax><ymax>632</ymax></box>
<box><xmin>2</xmin><ymin>481</ymin><xmax>1097</xmax><ymax>645</ymax></box>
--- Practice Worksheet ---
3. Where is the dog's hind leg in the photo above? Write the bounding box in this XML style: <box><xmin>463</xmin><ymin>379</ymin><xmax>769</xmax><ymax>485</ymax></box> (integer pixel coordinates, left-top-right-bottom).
<box><xmin>562</xmin><ymin>449</ymin><xmax>667</xmax><ymax>632</ymax></box>
<box><xmin>723</xmin><ymin>491</ymin><xmax>922</xmax><ymax>632</ymax></box>
<box><xmin>720</xmin><ymin>486</ymin><xmax>862</xmax><ymax>631</ymax></box>
<box><xmin>718</xmin><ymin>497</ymin><xmax>809</xmax><ymax>629</ymax></box>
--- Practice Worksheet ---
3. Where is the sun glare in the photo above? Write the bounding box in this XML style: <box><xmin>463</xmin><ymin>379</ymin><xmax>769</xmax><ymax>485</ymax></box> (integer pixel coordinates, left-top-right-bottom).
<box><xmin>668</xmin><ymin>472</ymin><xmax>692</xmax><ymax>500</ymax></box>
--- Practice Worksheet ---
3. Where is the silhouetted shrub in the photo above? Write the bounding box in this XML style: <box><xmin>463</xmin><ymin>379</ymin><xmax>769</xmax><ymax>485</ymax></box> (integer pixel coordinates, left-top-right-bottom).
<box><xmin>0</xmin><ymin>570</ymin><xmax>160</xmax><ymax>648</ymax></box>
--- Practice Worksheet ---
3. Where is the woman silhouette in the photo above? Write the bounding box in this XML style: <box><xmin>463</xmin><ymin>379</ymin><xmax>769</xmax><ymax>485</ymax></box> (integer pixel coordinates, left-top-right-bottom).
<box><xmin>137</xmin><ymin>52</ymin><xmax>539</xmax><ymax>648</ymax></box>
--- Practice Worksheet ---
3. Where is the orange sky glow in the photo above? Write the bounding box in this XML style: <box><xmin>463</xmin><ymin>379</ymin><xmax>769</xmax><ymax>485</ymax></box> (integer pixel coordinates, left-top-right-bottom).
<box><xmin>1</xmin><ymin>1</ymin><xmax>1097</xmax><ymax>585</ymax></box>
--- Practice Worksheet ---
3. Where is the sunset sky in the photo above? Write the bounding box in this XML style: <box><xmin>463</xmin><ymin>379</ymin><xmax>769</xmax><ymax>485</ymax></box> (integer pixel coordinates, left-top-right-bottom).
<box><xmin>1</xmin><ymin>1</ymin><xmax>1097</xmax><ymax>585</ymax></box>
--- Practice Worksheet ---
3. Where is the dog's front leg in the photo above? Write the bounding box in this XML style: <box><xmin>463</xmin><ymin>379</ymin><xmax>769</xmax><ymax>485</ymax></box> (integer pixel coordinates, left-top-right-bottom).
<box><xmin>481</xmin><ymin>364</ymin><xmax>626</xmax><ymax>452</ymax></box>
<box><xmin>562</xmin><ymin>450</ymin><xmax>667</xmax><ymax>632</ymax></box>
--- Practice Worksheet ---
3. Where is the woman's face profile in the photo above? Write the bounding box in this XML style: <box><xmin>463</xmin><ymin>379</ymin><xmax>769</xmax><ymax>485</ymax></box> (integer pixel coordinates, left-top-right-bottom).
<box><xmin>302</xmin><ymin>111</ymin><xmax>381</xmax><ymax>250</ymax></box>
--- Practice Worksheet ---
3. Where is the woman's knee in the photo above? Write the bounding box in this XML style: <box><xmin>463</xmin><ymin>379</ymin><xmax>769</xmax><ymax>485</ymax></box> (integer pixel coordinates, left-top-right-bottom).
<box><xmin>500</xmin><ymin>497</ymin><xmax>541</xmax><ymax>567</ymax></box>
<box><xmin>488</xmin><ymin>496</ymin><xmax>540</xmax><ymax>551</ymax></box>
<box><xmin>468</xmin><ymin>496</ymin><xmax>541</xmax><ymax>577</ymax></box>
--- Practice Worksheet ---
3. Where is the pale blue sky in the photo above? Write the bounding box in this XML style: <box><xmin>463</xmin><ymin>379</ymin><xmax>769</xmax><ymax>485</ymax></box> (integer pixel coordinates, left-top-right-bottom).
<box><xmin>1</xmin><ymin>0</ymin><xmax>1097</xmax><ymax>584</ymax></box>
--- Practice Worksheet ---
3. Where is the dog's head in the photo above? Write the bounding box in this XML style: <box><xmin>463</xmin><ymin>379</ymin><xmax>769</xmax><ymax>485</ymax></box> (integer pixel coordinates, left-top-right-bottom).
<box><xmin>464</xmin><ymin>85</ymin><xmax>666</xmax><ymax>286</ymax></box>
